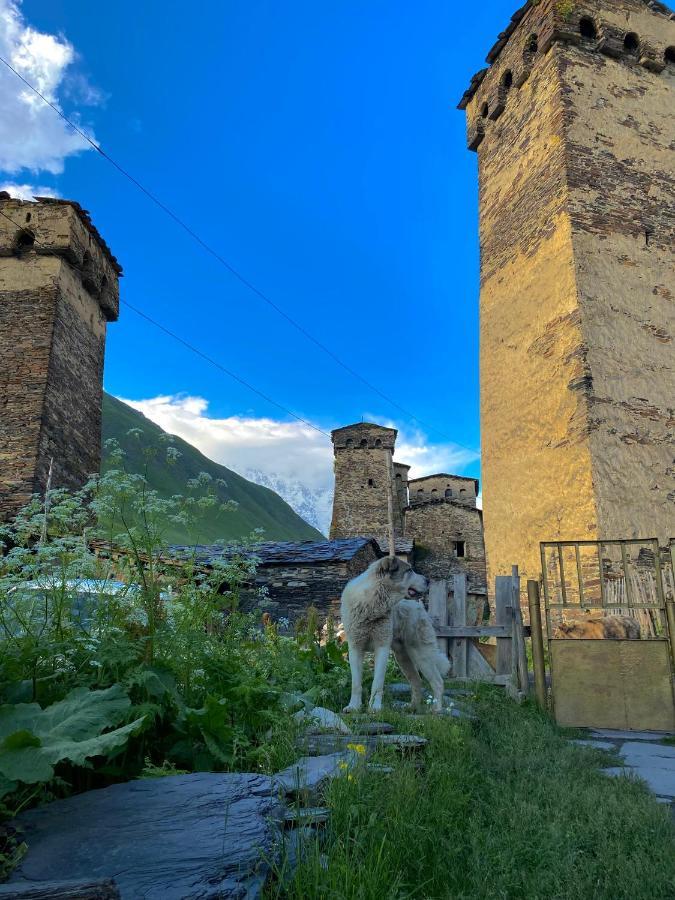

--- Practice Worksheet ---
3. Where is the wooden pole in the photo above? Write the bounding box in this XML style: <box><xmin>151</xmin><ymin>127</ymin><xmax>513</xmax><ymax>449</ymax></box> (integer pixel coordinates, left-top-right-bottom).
<box><xmin>39</xmin><ymin>457</ymin><xmax>54</xmax><ymax>546</ymax></box>
<box><xmin>527</xmin><ymin>580</ymin><xmax>547</xmax><ymax>710</ymax></box>
<box><xmin>386</xmin><ymin>451</ymin><xmax>395</xmax><ymax>557</ymax></box>
<box><xmin>511</xmin><ymin>566</ymin><xmax>530</xmax><ymax>697</ymax></box>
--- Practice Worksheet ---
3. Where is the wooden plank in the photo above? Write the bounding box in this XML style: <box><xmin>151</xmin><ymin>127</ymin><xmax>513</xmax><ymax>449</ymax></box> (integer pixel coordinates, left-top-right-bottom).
<box><xmin>495</xmin><ymin>576</ymin><xmax>513</xmax><ymax>676</ymax></box>
<box><xmin>427</xmin><ymin>580</ymin><xmax>449</xmax><ymax>659</ymax></box>
<box><xmin>450</xmin><ymin>574</ymin><xmax>468</xmax><ymax>678</ymax></box>
<box><xmin>436</xmin><ymin>625</ymin><xmax>511</xmax><ymax>638</ymax></box>
<box><xmin>468</xmin><ymin>640</ymin><xmax>496</xmax><ymax>677</ymax></box>
<box><xmin>512</xmin><ymin>568</ymin><xmax>530</xmax><ymax>697</ymax></box>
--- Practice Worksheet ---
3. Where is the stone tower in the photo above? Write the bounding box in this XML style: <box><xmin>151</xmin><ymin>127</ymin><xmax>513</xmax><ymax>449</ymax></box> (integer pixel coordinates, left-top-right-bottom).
<box><xmin>0</xmin><ymin>195</ymin><xmax>122</xmax><ymax>521</ymax></box>
<box><xmin>330</xmin><ymin>423</ymin><xmax>399</xmax><ymax>541</ymax></box>
<box><xmin>459</xmin><ymin>0</ymin><xmax>675</xmax><ymax>584</ymax></box>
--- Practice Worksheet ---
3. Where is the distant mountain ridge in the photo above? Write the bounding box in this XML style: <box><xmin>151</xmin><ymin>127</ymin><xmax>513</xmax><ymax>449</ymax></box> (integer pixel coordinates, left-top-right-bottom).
<box><xmin>243</xmin><ymin>469</ymin><xmax>332</xmax><ymax>537</ymax></box>
<box><xmin>102</xmin><ymin>394</ymin><xmax>324</xmax><ymax>545</ymax></box>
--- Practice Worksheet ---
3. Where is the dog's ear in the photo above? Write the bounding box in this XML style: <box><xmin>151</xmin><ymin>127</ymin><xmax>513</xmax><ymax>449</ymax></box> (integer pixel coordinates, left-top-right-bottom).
<box><xmin>378</xmin><ymin>556</ymin><xmax>401</xmax><ymax>576</ymax></box>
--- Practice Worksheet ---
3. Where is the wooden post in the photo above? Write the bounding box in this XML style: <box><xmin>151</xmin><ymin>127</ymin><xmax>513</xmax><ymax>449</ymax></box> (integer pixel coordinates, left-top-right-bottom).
<box><xmin>428</xmin><ymin>580</ymin><xmax>449</xmax><ymax>661</ymax></box>
<box><xmin>511</xmin><ymin>566</ymin><xmax>530</xmax><ymax>697</ymax></box>
<box><xmin>450</xmin><ymin>574</ymin><xmax>468</xmax><ymax>679</ymax></box>
<box><xmin>495</xmin><ymin>576</ymin><xmax>513</xmax><ymax>676</ymax></box>
<box><xmin>386</xmin><ymin>451</ymin><xmax>395</xmax><ymax>558</ymax></box>
<box><xmin>527</xmin><ymin>580</ymin><xmax>547</xmax><ymax>710</ymax></box>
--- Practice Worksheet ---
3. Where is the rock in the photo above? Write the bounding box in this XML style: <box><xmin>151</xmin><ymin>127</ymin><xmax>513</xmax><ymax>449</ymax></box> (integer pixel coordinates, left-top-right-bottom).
<box><xmin>0</xmin><ymin>881</ymin><xmax>120</xmax><ymax>899</ymax></box>
<box><xmin>298</xmin><ymin>732</ymin><xmax>426</xmax><ymax>756</ymax></box>
<box><xmin>283</xmin><ymin>807</ymin><xmax>330</xmax><ymax>827</ymax></box>
<box><xmin>571</xmin><ymin>739</ymin><xmax>616</xmax><ymax>751</ymax></box>
<box><xmin>6</xmin><ymin>773</ymin><xmax>283</xmax><ymax>899</ymax></box>
<box><xmin>293</xmin><ymin>706</ymin><xmax>351</xmax><ymax>735</ymax></box>
<box><xmin>386</xmin><ymin>683</ymin><xmax>411</xmax><ymax>696</ymax></box>
<box><xmin>591</xmin><ymin>729</ymin><xmax>674</xmax><ymax>742</ymax></box>
<box><xmin>367</xmin><ymin>764</ymin><xmax>394</xmax><ymax>774</ymax></box>
<box><xmin>273</xmin><ymin>752</ymin><xmax>355</xmax><ymax>797</ymax></box>
<box><xmin>376</xmin><ymin>734</ymin><xmax>428</xmax><ymax>751</ymax></box>
<box><xmin>358</xmin><ymin>722</ymin><xmax>395</xmax><ymax>735</ymax></box>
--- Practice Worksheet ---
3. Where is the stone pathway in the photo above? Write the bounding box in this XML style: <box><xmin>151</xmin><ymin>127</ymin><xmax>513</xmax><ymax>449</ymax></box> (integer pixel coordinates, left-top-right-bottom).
<box><xmin>572</xmin><ymin>729</ymin><xmax>675</xmax><ymax>812</ymax></box>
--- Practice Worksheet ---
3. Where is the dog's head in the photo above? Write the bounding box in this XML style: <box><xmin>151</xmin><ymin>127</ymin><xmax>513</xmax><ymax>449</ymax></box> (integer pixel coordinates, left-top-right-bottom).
<box><xmin>373</xmin><ymin>556</ymin><xmax>428</xmax><ymax>600</ymax></box>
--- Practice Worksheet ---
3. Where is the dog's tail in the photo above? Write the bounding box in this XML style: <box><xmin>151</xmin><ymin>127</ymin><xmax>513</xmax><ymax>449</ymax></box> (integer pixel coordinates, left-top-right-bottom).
<box><xmin>436</xmin><ymin>649</ymin><xmax>451</xmax><ymax>678</ymax></box>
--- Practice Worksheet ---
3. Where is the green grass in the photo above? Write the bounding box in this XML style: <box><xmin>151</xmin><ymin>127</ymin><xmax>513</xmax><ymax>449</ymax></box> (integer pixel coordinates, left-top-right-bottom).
<box><xmin>269</xmin><ymin>692</ymin><xmax>675</xmax><ymax>899</ymax></box>
<box><xmin>102</xmin><ymin>393</ymin><xmax>323</xmax><ymax>544</ymax></box>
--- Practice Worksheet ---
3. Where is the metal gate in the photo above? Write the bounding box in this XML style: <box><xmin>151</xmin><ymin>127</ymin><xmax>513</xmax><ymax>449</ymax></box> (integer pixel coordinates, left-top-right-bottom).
<box><xmin>540</xmin><ymin>538</ymin><xmax>675</xmax><ymax>732</ymax></box>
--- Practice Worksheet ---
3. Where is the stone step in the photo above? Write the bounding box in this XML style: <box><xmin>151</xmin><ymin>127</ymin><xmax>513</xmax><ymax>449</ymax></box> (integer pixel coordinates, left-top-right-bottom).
<box><xmin>273</xmin><ymin>752</ymin><xmax>356</xmax><ymax>798</ymax></box>
<box><xmin>591</xmin><ymin>729</ymin><xmax>675</xmax><ymax>742</ymax></box>
<box><xmin>570</xmin><ymin>739</ymin><xmax>616</xmax><ymax>752</ymax></box>
<box><xmin>283</xmin><ymin>807</ymin><xmax>330</xmax><ymax>827</ymax></box>
<box><xmin>298</xmin><ymin>732</ymin><xmax>427</xmax><ymax>756</ymax></box>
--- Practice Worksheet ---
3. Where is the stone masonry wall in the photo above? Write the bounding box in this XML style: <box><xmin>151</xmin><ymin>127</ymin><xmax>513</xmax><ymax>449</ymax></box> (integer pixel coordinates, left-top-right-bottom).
<box><xmin>405</xmin><ymin>500</ymin><xmax>487</xmax><ymax>591</ymax></box>
<box><xmin>461</xmin><ymin>0</ymin><xmax>674</xmax><ymax>585</ymax></box>
<box><xmin>0</xmin><ymin>198</ymin><xmax>120</xmax><ymax>521</ymax></box>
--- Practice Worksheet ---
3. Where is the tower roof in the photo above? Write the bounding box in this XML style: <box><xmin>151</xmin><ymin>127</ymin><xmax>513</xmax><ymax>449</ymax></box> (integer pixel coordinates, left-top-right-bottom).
<box><xmin>331</xmin><ymin>422</ymin><xmax>397</xmax><ymax>436</ymax></box>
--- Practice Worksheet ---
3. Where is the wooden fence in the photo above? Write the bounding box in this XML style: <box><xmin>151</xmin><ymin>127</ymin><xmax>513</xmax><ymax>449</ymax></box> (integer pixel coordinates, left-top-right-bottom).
<box><xmin>429</xmin><ymin>570</ymin><xmax>530</xmax><ymax>700</ymax></box>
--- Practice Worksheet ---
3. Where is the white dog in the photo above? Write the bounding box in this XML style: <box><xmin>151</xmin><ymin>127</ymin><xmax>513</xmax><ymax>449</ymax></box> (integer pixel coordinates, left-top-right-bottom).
<box><xmin>341</xmin><ymin>556</ymin><xmax>448</xmax><ymax>713</ymax></box>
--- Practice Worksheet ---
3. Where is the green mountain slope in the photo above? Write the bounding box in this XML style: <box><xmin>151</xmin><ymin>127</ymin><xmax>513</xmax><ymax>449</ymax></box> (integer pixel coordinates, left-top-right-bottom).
<box><xmin>102</xmin><ymin>394</ymin><xmax>323</xmax><ymax>544</ymax></box>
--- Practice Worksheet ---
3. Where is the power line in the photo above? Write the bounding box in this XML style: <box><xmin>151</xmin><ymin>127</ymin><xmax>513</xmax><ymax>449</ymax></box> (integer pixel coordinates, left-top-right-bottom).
<box><xmin>0</xmin><ymin>52</ymin><xmax>478</xmax><ymax>454</ymax></box>
<box><xmin>0</xmin><ymin>206</ymin><xmax>330</xmax><ymax>437</ymax></box>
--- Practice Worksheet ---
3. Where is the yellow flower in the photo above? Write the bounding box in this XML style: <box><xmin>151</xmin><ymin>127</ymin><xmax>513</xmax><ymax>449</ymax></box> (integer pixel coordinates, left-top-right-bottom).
<box><xmin>338</xmin><ymin>761</ymin><xmax>349</xmax><ymax>771</ymax></box>
<box><xmin>347</xmin><ymin>743</ymin><xmax>367</xmax><ymax>756</ymax></box>
<box><xmin>347</xmin><ymin>774</ymin><xmax>355</xmax><ymax>782</ymax></box>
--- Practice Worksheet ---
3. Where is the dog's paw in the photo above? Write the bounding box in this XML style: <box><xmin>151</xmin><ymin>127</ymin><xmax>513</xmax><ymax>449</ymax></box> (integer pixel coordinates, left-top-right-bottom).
<box><xmin>342</xmin><ymin>704</ymin><xmax>361</xmax><ymax>714</ymax></box>
<box><xmin>368</xmin><ymin>699</ymin><xmax>383</xmax><ymax>712</ymax></box>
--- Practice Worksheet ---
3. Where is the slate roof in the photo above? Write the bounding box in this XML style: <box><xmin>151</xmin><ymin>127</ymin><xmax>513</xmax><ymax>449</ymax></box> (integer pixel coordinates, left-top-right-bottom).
<box><xmin>372</xmin><ymin>536</ymin><xmax>415</xmax><ymax>556</ymax></box>
<box><xmin>33</xmin><ymin>197</ymin><xmax>123</xmax><ymax>274</ymax></box>
<box><xmin>169</xmin><ymin>537</ymin><xmax>380</xmax><ymax>567</ymax></box>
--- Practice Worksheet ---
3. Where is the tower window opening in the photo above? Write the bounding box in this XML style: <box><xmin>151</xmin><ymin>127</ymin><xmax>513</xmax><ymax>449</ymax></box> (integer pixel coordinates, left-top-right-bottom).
<box><xmin>345</xmin><ymin>439</ymin><xmax>354</xmax><ymax>448</ymax></box>
<box><xmin>579</xmin><ymin>18</ymin><xmax>597</xmax><ymax>41</ymax></box>
<box><xmin>417</xmin><ymin>489</ymin><xmax>424</xmax><ymax>496</ymax></box>
<box><xmin>665</xmin><ymin>47</ymin><xmax>675</xmax><ymax>67</ymax></box>
<box><xmin>645</xmin><ymin>229</ymin><xmax>653</xmax><ymax>248</ymax></box>
<box><xmin>455</xmin><ymin>541</ymin><xmax>466</xmax><ymax>558</ymax></box>
<box><xmin>16</xmin><ymin>229</ymin><xmax>35</xmax><ymax>250</ymax></box>
<box><xmin>445</xmin><ymin>488</ymin><xmax>453</xmax><ymax>498</ymax></box>
<box><xmin>431</xmin><ymin>489</ymin><xmax>438</xmax><ymax>495</ymax></box>
<box><xmin>502</xmin><ymin>70</ymin><xmax>513</xmax><ymax>90</ymax></box>
<box><xmin>395</xmin><ymin>473</ymin><xmax>402</xmax><ymax>481</ymax></box>
<box><xmin>368</xmin><ymin>478</ymin><xmax>375</xmax><ymax>487</ymax></box>
<box><xmin>526</xmin><ymin>33</ymin><xmax>539</xmax><ymax>53</ymax></box>
<box><xmin>359</xmin><ymin>439</ymin><xmax>368</xmax><ymax>448</ymax></box>
<box><xmin>480</xmin><ymin>101</ymin><xmax>489</xmax><ymax>118</ymax></box>
<box><xmin>624</xmin><ymin>33</ymin><xmax>640</xmax><ymax>56</ymax></box>
<box><xmin>375</xmin><ymin>438</ymin><xmax>382</xmax><ymax>448</ymax></box>
<box><xmin>25</xmin><ymin>212</ymin><xmax>31</xmax><ymax>223</ymax></box>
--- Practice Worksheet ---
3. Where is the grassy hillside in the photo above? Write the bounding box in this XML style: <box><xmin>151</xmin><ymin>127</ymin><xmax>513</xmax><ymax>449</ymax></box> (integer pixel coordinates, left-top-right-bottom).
<box><xmin>102</xmin><ymin>394</ymin><xmax>323</xmax><ymax>545</ymax></box>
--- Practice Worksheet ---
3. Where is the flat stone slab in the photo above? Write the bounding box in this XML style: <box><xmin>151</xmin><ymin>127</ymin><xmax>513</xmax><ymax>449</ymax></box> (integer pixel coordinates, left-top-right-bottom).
<box><xmin>273</xmin><ymin>752</ymin><xmax>355</xmax><ymax>797</ymax></box>
<box><xmin>357</xmin><ymin>722</ymin><xmax>395</xmax><ymax>735</ymax></box>
<box><xmin>619</xmin><ymin>742</ymin><xmax>675</xmax><ymax>762</ymax></box>
<box><xmin>386</xmin><ymin>683</ymin><xmax>411</xmax><ymax>696</ymax></box>
<box><xmin>602</xmin><ymin>766</ymin><xmax>675</xmax><ymax>799</ymax></box>
<box><xmin>591</xmin><ymin>729</ymin><xmax>675</xmax><ymax>742</ymax></box>
<box><xmin>6</xmin><ymin>773</ymin><xmax>282</xmax><ymax>899</ymax></box>
<box><xmin>298</xmin><ymin>732</ymin><xmax>427</xmax><ymax>756</ymax></box>
<box><xmin>367</xmin><ymin>764</ymin><xmax>394</xmax><ymax>774</ymax></box>
<box><xmin>283</xmin><ymin>807</ymin><xmax>330</xmax><ymax>827</ymax></box>
<box><xmin>571</xmin><ymin>740</ymin><xmax>616</xmax><ymax>751</ymax></box>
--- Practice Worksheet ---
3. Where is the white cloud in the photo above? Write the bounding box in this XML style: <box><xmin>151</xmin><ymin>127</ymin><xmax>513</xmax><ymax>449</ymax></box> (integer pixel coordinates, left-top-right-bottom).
<box><xmin>0</xmin><ymin>181</ymin><xmax>57</xmax><ymax>199</ymax></box>
<box><xmin>0</xmin><ymin>0</ymin><xmax>96</xmax><ymax>175</ymax></box>
<box><xmin>117</xmin><ymin>393</ymin><xmax>480</xmax><ymax>499</ymax></box>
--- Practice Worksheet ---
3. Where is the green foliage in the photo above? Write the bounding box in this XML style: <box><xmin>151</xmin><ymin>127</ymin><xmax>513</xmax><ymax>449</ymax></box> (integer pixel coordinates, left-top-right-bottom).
<box><xmin>0</xmin><ymin>434</ymin><xmax>350</xmax><ymax>859</ymax></box>
<box><xmin>556</xmin><ymin>0</ymin><xmax>576</xmax><ymax>20</ymax></box>
<box><xmin>273</xmin><ymin>696</ymin><xmax>675</xmax><ymax>899</ymax></box>
<box><xmin>102</xmin><ymin>394</ymin><xmax>323</xmax><ymax>542</ymax></box>
<box><xmin>0</xmin><ymin>686</ymin><xmax>144</xmax><ymax>795</ymax></box>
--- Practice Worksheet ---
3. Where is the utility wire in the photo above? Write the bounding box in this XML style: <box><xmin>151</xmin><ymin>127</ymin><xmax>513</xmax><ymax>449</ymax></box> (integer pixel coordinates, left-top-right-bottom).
<box><xmin>0</xmin><ymin>207</ymin><xmax>330</xmax><ymax>437</ymax></box>
<box><xmin>0</xmin><ymin>52</ymin><xmax>478</xmax><ymax>454</ymax></box>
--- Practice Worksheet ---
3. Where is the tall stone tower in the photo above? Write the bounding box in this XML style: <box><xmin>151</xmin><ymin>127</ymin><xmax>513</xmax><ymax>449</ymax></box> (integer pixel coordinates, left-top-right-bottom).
<box><xmin>330</xmin><ymin>423</ymin><xmax>400</xmax><ymax>541</ymax></box>
<box><xmin>0</xmin><ymin>195</ymin><xmax>122</xmax><ymax>521</ymax></box>
<box><xmin>459</xmin><ymin>0</ymin><xmax>675</xmax><ymax>584</ymax></box>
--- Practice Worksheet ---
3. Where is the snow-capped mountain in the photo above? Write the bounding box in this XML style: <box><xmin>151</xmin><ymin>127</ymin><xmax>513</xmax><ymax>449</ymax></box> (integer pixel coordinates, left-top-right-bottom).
<box><xmin>244</xmin><ymin>469</ymin><xmax>333</xmax><ymax>537</ymax></box>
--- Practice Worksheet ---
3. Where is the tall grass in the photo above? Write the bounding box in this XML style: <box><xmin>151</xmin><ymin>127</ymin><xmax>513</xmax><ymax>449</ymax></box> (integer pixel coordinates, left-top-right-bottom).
<box><xmin>270</xmin><ymin>691</ymin><xmax>675</xmax><ymax>899</ymax></box>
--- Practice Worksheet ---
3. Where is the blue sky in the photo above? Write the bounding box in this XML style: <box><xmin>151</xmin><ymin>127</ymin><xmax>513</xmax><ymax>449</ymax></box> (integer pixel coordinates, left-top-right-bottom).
<box><xmin>0</xmin><ymin>0</ymin><xmax>511</xmax><ymax>521</ymax></box>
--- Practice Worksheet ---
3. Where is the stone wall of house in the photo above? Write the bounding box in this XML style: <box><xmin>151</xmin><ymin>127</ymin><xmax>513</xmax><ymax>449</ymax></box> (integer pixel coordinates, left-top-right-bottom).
<box><xmin>330</xmin><ymin>423</ymin><xmax>403</xmax><ymax>539</ymax></box>
<box><xmin>460</xmin><ymin>0</ymin><xmax>675</xmax><ymax>586</ymax></box>
<box><xmin>240</xmin><ymin>543</ymin><xmax>380</xmax><ymax>624</ymax></box>
<box><xmin>409</xmin><ymin>475</ymin><xmax>478</xmax><ymax>507</ymax></box>
<box><xmin>0</xmin><ymin>198</ymin><xmax>120</xmax><ymax>521</ymax></box>
<box><xmin>405</xmin><ymin>499</ymin><xmax>487</xmax><ymax>591</ymax></box>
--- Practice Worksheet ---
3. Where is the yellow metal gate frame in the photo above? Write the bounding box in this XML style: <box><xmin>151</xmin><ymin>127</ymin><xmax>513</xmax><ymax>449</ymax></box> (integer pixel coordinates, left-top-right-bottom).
<box><xmin>540</xmin><ymin>538</ymin><xmax>675</xmax><ymax>732</ymax></box>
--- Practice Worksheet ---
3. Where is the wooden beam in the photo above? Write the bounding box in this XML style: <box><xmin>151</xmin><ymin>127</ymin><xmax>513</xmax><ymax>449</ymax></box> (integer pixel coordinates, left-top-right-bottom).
<box><xmin>436</xmin><ymin>625</ymin><xmax>511</xmax><ymax>638</ymax></box>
